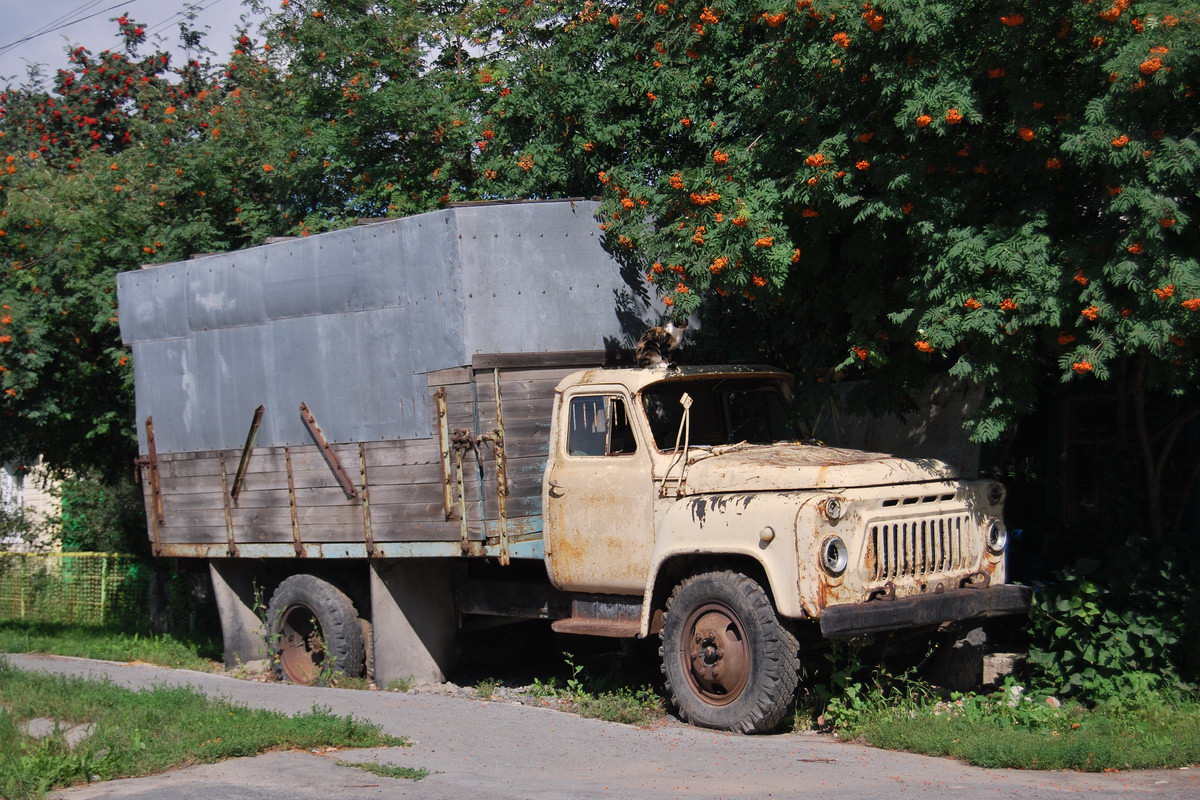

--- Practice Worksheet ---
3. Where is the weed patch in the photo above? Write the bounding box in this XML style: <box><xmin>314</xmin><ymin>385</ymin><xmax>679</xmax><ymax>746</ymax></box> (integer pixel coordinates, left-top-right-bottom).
<box><xmin>0</xmin><ymin>657</ymin><xmax>404</xmax><ymax>799</ymax></box>
<box><xmin>336</xmin><ymin>759</ymin><xmax>429</xmax><ymax>781</ymax></box>
<box><xmin>0</xmin><ymin>621</ymin><xmax>220</xmax><ymax>672</ymax></box>
<box><xmin>526</xmin><ymin>654</ymin><xmax>665</xmax><ymax>727</ymax></box>
<box><xmin>386</xmin><ymin>677</ymin><xmax>414</xmax><ymax>693</ymax></box>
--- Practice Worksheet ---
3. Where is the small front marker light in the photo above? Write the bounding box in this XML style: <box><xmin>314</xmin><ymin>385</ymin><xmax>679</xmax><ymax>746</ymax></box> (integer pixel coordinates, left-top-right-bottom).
<box><xmin>823</xmin><ymin>497</ymin><xmax>844</xmax><ymax>521</ymax></box>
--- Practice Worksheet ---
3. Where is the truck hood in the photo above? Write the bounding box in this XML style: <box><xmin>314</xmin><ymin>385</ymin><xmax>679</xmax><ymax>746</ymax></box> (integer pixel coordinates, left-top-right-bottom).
<box><xmin>678</xmin><ymin>444</ymin><xmax>959</xmax><ymax>494</ymax></box>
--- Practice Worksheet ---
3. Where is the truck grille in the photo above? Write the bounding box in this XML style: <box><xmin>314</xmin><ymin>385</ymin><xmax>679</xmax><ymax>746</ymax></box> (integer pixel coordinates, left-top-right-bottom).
<box><xmin>866</xmin><ymin>515</ymin><xmax>971</xmax><ymax>581</ymax></box>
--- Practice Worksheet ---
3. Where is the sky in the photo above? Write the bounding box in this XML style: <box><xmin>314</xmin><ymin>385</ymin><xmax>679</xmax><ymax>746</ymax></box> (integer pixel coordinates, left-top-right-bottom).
<box><xmin>0</xmin><ymin>0</ymin><xmax>264</xmax><ymax>86</ymax></box>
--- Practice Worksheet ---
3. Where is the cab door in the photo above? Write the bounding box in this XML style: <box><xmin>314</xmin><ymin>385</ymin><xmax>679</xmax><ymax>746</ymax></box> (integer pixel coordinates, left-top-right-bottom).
<box><xmin>544</xmin><ymin>388</ymin><xmax>655</xmax><ymax>594</ymax></box>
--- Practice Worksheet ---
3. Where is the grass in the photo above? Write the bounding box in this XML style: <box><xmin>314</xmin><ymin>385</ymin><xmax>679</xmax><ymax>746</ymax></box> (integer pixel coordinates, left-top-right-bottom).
<box><xmin>567</xmin><ymin>686</ymin><xmax>665</xmax><ymax>726</ymax></box>
<box><xmin>473</xmin><ymin>677</ymin><xmax>498</xmax><ymax>699</ymax></box>
<box><xmin>386</xmin><ymin>677</ymin><xmax>414</xmax><ymax>693</ymax></box>
<box><xmin>819</xmin><ymin>682</ymin><xmax>1200</xmax><ymax>771</ymax></box>
<box><xmin>0</xmin><ymin>657</ymin><xmax>406</xmax><ymax>800</ymax></box>
<box><xmin>0</xmin><ymin>620</ymin><xmax>220</xmax><ymax>672</ymax></box>
<box><xmin>336</xmin><ymin>760</ymin><xmax>430</xmax><ymax>781</ymax></box>
<box><xmin>522</xmin><ymin>654</ymin><xmax>665</xmax><ymax>727</ymax></box>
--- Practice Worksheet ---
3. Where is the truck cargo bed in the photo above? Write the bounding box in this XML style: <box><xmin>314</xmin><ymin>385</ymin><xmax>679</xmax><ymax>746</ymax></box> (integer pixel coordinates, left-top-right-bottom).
<box><xmin>117</xmin><ymin>200</ymin><xmax>654</xmax><ymax>560</ymax></box>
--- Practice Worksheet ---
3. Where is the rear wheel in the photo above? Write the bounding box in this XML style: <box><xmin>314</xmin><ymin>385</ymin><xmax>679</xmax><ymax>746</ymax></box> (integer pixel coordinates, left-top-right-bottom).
<box><xmin>266</xmin><ymin>574</ymin><xmax>365</xmax><ymax>685</ymax></box>
<box><xmin>660</xmin><ymin>570</ymin><xmax>799</xmax><ymax>734</ymax></box>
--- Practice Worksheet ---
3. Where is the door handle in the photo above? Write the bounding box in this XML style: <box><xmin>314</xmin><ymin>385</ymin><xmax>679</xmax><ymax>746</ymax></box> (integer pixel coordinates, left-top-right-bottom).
<box><xmin>548</xmin><ymin>480</ymin><xmax>567</xmax><ymax>492</ymax></box>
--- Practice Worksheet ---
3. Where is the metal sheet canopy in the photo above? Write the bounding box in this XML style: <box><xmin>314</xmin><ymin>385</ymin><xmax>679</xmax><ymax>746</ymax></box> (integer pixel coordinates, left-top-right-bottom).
<box><xmin>118</xmin><ymin>200</ymin><xmax>658</xmax><ymax>456</ymax></box>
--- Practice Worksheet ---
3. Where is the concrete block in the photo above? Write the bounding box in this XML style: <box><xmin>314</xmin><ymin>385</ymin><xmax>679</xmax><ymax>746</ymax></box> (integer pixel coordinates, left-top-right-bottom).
<box><xmin>209</xmin><ymin>560</ymin><xmax>268</xmax><ymax>668</ymax></box>
<box><xmin>370</xmin><ymin>559</ymin><xmax>457</xmax><ymax>686</ymax></box>
<box><xmin>983</xmin><ymin>652</ymin><xmax>1026</xmax><ymax>686</ymax></box>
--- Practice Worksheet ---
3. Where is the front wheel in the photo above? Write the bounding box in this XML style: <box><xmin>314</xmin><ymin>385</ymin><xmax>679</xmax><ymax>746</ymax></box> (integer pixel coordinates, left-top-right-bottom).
<box><xmin>660</xmin><ymin>571</ymin><xmax>799</xmax><ymax>733</ymax></box>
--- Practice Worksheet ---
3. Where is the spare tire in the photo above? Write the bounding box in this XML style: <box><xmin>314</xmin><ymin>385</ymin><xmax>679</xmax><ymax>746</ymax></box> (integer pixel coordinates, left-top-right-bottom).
<box><xmin>266</xmin><ymin>574</ymin><xmax>365</xmax><ymax>685</ymax></box>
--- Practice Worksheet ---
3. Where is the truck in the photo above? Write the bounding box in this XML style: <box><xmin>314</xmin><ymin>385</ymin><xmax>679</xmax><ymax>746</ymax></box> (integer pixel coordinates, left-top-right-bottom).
<box><xmin>117</xmin><ymin>198</ymin><xmax>1031</xmax><ymax>734</ymax></box>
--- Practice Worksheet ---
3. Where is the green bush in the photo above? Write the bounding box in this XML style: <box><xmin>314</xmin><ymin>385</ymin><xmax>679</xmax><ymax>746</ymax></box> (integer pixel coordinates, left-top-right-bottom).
<box><xmin>1025</xmin><ymin>543</ymin><xmax>1199</xmax><ymax>703</ymax></box>
<box><xmin>57</xmin><ymin>475</ymin><xmax>147</xmax><ymax>555</ymax></box>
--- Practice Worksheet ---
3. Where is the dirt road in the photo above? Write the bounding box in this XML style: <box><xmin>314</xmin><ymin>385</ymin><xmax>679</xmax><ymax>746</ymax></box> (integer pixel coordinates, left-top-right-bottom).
<box><xmin>8</xmin><ymin>653</ymin><xmax>1195</xmax><ymax>800</ymax></box>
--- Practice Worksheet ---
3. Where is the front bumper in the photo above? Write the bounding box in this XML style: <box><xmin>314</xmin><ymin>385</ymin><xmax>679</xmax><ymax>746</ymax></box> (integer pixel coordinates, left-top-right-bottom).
<box><xmin>818</xmin><ymin>584</ymin><xmax>1032</xmax><ymax>640</ymax></box>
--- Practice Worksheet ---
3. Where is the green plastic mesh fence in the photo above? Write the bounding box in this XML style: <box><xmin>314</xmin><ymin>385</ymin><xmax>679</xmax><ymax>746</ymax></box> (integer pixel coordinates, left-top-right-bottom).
<box><xmin>0</xmin><ymin>552</ymin><xmax>150</xmax><ymax>628</ymax></box>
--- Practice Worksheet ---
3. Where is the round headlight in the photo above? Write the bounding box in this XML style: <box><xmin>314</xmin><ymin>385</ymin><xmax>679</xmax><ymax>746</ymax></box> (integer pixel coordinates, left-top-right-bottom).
<box><xmin>821</xmin><ymin>536</ymin><xmax>848</xmax><ymax>576</ymax></box>
<box><xmin>823</xmin><ymin>497</ymin><xmax>844</xmax><ymax>522</ymax></box>
<box><xmin>987</xmin><ymin>482</ymin><xmax>1005</xmax><ymax>506</ymax></box>
<box><xmin>986</xmin><ymin>521</ymin><xmax>1008</xmax><ymax>554</ymax></box>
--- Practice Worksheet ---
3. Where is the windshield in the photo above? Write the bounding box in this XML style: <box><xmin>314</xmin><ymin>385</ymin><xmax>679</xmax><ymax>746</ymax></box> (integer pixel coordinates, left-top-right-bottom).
<box><xmin>641</xmin><ymin>377</ymin><xmax>798</xmax><ymax>450</ymax></box>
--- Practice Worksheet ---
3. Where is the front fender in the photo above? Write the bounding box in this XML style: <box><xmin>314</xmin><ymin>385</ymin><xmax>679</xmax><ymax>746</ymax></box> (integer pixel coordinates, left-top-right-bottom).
<box><xmin>638</xmin><ymin>492</ymin><xmax>810</xmax><ymax>636</ymax></box>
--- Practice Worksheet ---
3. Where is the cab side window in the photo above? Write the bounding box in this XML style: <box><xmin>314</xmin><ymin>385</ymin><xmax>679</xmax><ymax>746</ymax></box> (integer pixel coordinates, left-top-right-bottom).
<box><xmin>567</xmin><ymin>395</ymin><xmax>637</xmax><ymax>456</ymax></box>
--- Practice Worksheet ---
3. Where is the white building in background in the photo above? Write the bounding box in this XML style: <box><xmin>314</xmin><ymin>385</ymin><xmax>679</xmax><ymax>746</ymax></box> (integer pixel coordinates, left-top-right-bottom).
<box><xmin>1</xmin><ymin>458</ymin><xmax>60</xmax><ymax>550</ymax></box>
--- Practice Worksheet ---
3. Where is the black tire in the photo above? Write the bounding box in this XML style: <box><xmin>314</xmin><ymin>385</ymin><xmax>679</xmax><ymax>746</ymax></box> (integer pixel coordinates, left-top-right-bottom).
<box><xmin>660</xmin><ymin>570</ymin><xmax>799</xmax><ymax>734</ymax></box>
<box><xmin>266</xmin><ymin>574</ymin><xmax>365</xmax><ymax>685</ymax></box>
<box><xmin>923</xmin><ymin>626</ymin><xmax>985</xmax><ymax>692</ymax></box>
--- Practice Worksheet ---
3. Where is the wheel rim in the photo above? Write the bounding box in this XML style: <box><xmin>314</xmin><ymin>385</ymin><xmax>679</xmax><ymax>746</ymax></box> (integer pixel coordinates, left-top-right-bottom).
<box><xmin>679</xmin><ymin>601</ymin><xmax>751</xmax><ymax>706</ymax></box>
<box><xmin>277</xmin><ymin>603</ymin><xmax>325</xmax><ymax>684</ymax></box>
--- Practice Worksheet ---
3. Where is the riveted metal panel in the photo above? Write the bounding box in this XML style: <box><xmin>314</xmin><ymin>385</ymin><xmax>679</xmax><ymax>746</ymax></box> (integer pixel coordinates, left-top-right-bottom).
<box><xmin>189</xmin><ymin>326</ymin><xmax>272</xmax><ymax>452</ymax></box>
<box><xmin>457</xmin><ymin>201</ymin><xmax>657</xmax><ymax>356</ymax></box>
<box><xmin>118</xmin><ymin>263</ymin><xmax>189</xmax><ymax>343</ymax></box>
<box><xmin>262</xmin><ymin>237</ymin><xmax>322</xmax><ymax>321</ymax></box>
<box><xmin>131</xmin><ymin>338</ymin><xmax>192</xmax><ymax>453</ymax></box>
<box><xmin>186</xmin><ymin>255</ymin><xmax>267</xmax><ymax>332</ymax></box>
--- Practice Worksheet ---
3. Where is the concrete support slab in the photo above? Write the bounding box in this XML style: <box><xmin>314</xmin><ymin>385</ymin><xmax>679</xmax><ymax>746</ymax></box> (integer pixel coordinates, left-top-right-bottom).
<box><xmin>209</xmin><ymin>560</ymin><xmax>267</xmax><ymax>668</ymax></box>
<box><xmin>369</xmin><ymin>559</ymin><xmax>457</xmax><ymax>686</ymax></box>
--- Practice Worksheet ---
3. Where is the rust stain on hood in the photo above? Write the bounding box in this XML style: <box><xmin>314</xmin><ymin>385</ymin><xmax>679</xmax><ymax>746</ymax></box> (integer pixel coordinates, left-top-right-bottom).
<box><xmin>679</xmin><ymin>443</ymin><xmax>958</xmax><ymax>494</ymax></box>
